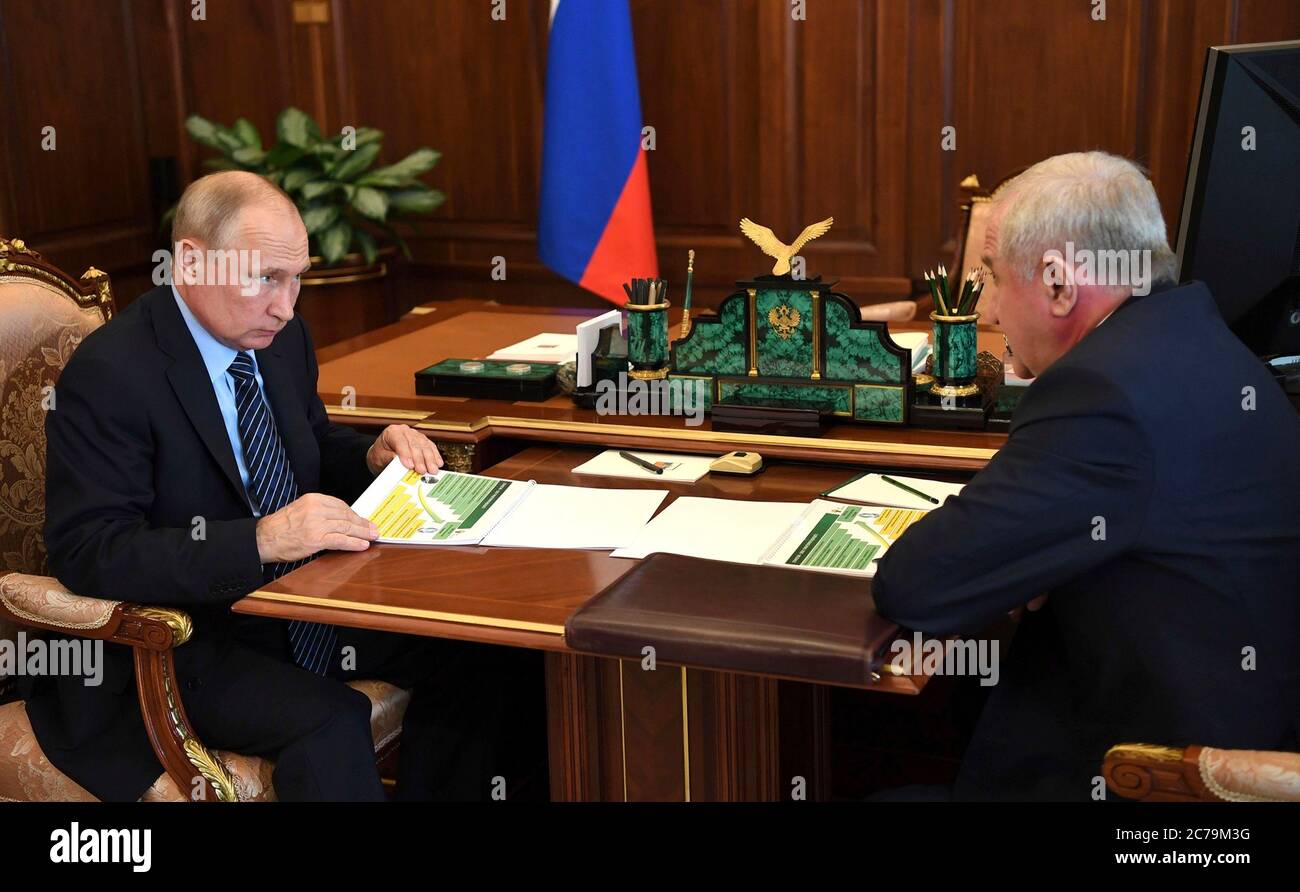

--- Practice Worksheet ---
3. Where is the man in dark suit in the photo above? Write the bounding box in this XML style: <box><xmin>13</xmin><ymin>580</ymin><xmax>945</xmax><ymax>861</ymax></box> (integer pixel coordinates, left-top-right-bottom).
<box><xmin>874</xmin><ymin>151</ymin><xmax>1300</xmax><ymax>800</ymax></box>
<box><xmin>24</xmin><ymin>171</ymin><xmax>526</xmax><ymax>801</ymax></box>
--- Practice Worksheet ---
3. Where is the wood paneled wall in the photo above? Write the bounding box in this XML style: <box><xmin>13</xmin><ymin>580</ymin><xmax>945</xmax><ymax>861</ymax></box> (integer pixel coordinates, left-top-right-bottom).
<box><xmin>1</xmin><ymin>0</ymin><xmax>1297</xmax><ymax>311</ymax></box>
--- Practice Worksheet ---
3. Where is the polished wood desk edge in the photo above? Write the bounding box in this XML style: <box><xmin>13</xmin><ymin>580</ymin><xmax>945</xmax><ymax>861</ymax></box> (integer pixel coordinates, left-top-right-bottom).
<box><xmin>322</xmin><ymin>403</ymin><xmax>1000</xmax><ymax>463</ymax></box>
<box><xmin>236</xmin><ymin>588</ymin><xmax>927</xmax><ymax>694</ymax></box>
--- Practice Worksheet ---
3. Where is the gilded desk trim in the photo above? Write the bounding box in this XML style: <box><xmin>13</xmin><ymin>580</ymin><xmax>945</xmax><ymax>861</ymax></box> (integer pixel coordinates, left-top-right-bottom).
<box><xmin>325</xmin><ymin>406</ymin><xmax>434</xmax><ymax>423</ymax></box>
<box><xmin>681</xmin><ymin>665</ymin><xmax>692</xmax><ymax>802</ymax></box>
<box><xmin>409</xmin><ymin>414</ymin><xmax>999</xmax><ymax>462</ymax></box>
<box><xmin>246</xmin><ymin>589</ymin><xmax>568</xmax><ymax>636</ymax></box>
<box><xmin>617</xmin><ymin>661</ymin><xmax>629</xmax><ymax>802</ymax></box>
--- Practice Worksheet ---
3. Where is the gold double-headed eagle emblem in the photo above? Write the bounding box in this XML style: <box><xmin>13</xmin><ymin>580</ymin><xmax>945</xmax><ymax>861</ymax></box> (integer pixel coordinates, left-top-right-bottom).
<box><xmin>767</xmin><ymin>304</ymin><xmax>801</xmax><ymax>338</ymax></box>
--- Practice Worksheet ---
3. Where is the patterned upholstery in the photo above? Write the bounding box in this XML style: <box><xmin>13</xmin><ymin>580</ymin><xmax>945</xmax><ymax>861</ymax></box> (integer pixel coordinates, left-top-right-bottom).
<box><xmin>0</xmin><ymin>264</ymin><xmax>108</xmax><ymax>695</ymax></box>
<box><xmin>0</xmin><ymin>573</ymin><xmax>120</xmax><ymax>631</ymax></box>
<box><xmin>1199</xmin><ymin>747</ymin><xmax>1300</xmax><ymax>802</ymax></box>
<box><xmin>0</xmin><ymin>680</ymin><xmax>410</xmax><ymax>801</ymax></box>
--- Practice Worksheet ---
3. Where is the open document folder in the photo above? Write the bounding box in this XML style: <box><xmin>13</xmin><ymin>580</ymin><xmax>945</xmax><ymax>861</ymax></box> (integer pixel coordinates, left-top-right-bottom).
<box><xmin>611</xmin><ymin>497</ymin><xmax>928</xmax><ymax>577</ymax></box>
<box><xmin>352</xmin><ymin>457</ymin><xmax>667</xmax><ymax>549</ymax></box>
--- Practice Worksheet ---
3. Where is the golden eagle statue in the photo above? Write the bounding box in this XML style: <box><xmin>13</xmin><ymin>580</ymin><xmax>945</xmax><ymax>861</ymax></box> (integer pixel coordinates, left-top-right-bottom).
<box><xmin>738</xmin><ymin>217</ymin><xmax>834</xmax><ymax>276</ymax></box>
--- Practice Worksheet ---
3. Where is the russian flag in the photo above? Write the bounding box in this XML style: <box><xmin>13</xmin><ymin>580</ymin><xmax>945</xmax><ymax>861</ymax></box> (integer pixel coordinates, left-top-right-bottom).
<box><xmin>538</xmin><ymin>0</ymin><xmax>658</xmax><ymax>306</ymax></box>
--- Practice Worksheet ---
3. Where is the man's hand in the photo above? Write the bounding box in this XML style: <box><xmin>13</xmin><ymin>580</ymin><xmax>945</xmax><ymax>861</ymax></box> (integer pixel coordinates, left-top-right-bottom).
<box><xmin>255</xmin><ymin>492</ymin><xmax>378</xmax><ymax>564</ymax></box>
<box><xmin>366</xmin><ymin>424</ymin><xmax>443</xmax><ymax>475</ymax></box>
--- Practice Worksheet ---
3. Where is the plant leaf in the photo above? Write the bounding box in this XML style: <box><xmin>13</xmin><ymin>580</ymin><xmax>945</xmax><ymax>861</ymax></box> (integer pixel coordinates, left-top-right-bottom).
<box><xmin>184</xmin><ymin>115</ymin><xmax>226</xmax><ymax>151</ymax></box>
<box><xmin>311</xmin><ymin>141</ymin><xmax>344</xmax><ymax>163</ymax></box>
<box><xmin>231</xmin><ymin>146</ymin><xmax>266</xmax><ymax>167</ymax></box>
<box><xmin>281</xmin><ymin>165</ymin><xmax>317</xmax><ymax>193</ymax></box>
<box><xmin>388</xmin><ymin>187</ymin><xmax>444</xmax><ymax>216</ymax></box>
<box><xmin>201</xmin><ymin>157</ymin><xmax>241</xmax><ymax>172</ymax></box>
<box><xmin>300</xmin><ymin>180</ymin><xmax>341</xmax><ymax>201</ymax></box>
<box><xmin>368</xmin><ymin>147</ymin><xmax>440</xmax><ymax>181</ymax></box>
<box><xmin>263</xmin><ymin>142</ymin><xmax>307</xmax><ymax>169</ymax></box>
<box><xmin>214</xmin><ymin>127</ymin><xmax>244</xmax><ymax>155</ymax></box>
<box><xmin>354</xmin><ymin>171</ymin><xmax>416</xmax><ymax>188</ymax></box>
<box><xmin>276</xmin><ymin>107</ymin><xmax>321</xmax><ymax>149</ymax></box>
<box><xmin>354</xmin><ymin>228</ymin><xmax>379</xmax><ymax>267</ymax></box>
<box><xmin>350</xmin><ymin>186</ymin><xmax>390</xmax><ymax>221</ymax></box>
<box><xmin>232</xmin><ymin>117</ymin><xmax>262</xmax><ymax>150</ymax></box>
<box><xmin>330</xmin><ymin>143</ymin><xmax>380</xmax><ymax>181</ymax></box>
<box><xmin>318</xmin><ymin>220</ymin><xmax>353</xmax><ymax>265</ymax></box>
<box><xmin>301</xmin><ymin>204</ymin><xmax>340</xmax><ymax>235</ymax></box>
<box><xmin>353</xmin><ymin>127</ymin><xmax>383</xmax><ymax>147</ymax></box>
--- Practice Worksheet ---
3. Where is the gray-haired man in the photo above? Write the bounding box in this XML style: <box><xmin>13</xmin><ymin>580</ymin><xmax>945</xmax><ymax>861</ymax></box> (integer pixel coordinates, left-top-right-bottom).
<box><xmin>875</xmin><ymin>152</ymin><xmax>1300</xmax><ymax>800</ymax></box>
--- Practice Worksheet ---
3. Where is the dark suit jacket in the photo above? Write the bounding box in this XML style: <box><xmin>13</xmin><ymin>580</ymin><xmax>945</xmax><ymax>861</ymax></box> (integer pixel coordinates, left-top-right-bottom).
<box><xmin>874</xmin><ymin>281</ymin><xmax>1300</xmax><ymax>800</ymax></box>
<box><xmin>22</xmin><ymin>285</ymin><xmax>376</xmax><ymax>801</ymax></box>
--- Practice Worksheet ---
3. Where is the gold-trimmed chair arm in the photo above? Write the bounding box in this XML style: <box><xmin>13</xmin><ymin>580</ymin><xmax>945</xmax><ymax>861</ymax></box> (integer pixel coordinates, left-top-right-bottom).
<box><xmin>1103</xmin><ymin>743</ymin><xmax>1209</xmax><ymax>801</ymax></box>
<box><xmin>1105</xmin><ymin>742</ymin><xmax>1300</xmax><ymax>802</ymax></box>
<box><xmin>0</xmin><ymin>573</ymin><xmax>189</xmax><ymax>650</ymax></box>
<box><xmin>0</xmin><ymin>572</ymin><xmax>229</xmax><ymax>800</ymax></box>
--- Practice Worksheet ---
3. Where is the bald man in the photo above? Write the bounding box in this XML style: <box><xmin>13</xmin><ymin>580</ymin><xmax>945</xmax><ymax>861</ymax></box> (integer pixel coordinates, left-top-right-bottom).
<box><xmin>24</xmin><ymin>172</ymin><xmax>529</xmax><ymax>801</ymax></box>
<box><xmin>874</xmin><ymin>152</ymin><xmax>1300</xmax><ymax>800</ymax></box>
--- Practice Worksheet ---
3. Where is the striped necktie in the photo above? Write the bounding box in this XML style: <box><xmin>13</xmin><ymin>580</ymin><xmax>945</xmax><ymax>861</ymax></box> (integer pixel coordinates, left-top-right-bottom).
<box><xmin>227</xmin><ymin>351</ymin><xmax>337</xmax><ymax>675</ymax></box>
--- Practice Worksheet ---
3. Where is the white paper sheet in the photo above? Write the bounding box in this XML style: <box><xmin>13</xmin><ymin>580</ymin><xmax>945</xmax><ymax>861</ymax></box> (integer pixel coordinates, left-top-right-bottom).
<box><xmin>576</xmin><ymin>310</ymin><xmax>623</xmax><ymax>387</ymax></box>
<box><xmin>824</xmin><ymin>473</ymin><xmax>964</xmax><ymax>511</ymax></box>
<box><xmin>611</xmin><ymin>497</ymin><xmax>806</xmax><ymax>564</ymax></box>
<box><xmin>487</xmin><ymin>332</ymin><xmax>579</xmax><ymax>364</ymax></box>
<box><xmin>890</xmin><ymin>331</ymin><xmax>932</xmax><ymax>373</ymax></box>
<box><xmin>571</xmin><ymin>450</ymin><xmax>714</xmax><ymax>484</ymax></box>
<box><xmin>479</xmin><ymin>483</ymin><xmax>668</xmax><ymax>550</ymax></box>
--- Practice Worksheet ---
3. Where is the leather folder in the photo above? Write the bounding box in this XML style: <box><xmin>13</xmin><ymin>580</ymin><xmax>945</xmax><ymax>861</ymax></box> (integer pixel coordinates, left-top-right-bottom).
<box><xmin>565</xmin><ymin>553</ymin><xmax>899</xmax><ymax>687</ymax></box>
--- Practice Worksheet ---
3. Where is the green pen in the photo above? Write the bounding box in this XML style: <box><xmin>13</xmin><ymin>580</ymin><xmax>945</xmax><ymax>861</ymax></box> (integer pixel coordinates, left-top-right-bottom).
<box><xmin>880</xmin><ymin>474</ymin><xmax>940</xmax><ymax>505</ymax></box>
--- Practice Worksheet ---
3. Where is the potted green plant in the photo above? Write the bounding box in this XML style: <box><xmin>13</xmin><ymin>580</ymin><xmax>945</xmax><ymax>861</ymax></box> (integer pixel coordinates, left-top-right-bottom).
<box><xmin>170</xmin><ymin>107</ymin><xmax>444</xmax><ymax>344</ymax></box>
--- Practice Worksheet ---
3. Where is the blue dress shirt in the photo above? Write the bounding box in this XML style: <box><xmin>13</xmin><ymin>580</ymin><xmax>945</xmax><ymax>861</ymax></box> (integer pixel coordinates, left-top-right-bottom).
<box><xmin>170</xmin><ymin>285</ymin><xmax>270</xmax><ymax>513</ymax></box>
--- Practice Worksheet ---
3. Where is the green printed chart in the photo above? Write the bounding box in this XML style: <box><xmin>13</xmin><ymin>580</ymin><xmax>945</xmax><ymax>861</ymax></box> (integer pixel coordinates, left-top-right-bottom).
<box><xmin>369</xmin><ymin>469</ymin><xmax>514</xmax><ymax>541</ymax></box>
<box><xmin>782</xmin><ymin>505</ymin><xmax>881</xmax><ymax>571</ymax></box>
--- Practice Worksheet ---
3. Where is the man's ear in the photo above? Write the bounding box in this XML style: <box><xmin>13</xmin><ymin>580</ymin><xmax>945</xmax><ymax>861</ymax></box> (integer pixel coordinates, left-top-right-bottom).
<box><xmin>1040</xmin><ymin>253</ymin><xmax>1079</xmax><ymax>319</ymax></box>
<box><xmin>174</xmin><ymin>238</ymin><xmax>210</xmax><ymax>288</ymax></box>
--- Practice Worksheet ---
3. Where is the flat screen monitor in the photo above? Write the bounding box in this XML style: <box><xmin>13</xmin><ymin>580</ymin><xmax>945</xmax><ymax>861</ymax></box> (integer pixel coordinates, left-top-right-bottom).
<box><xmin>1175</xmin><ymin>40</ymin><xmax>1300</xmax><ymax>357</ymax></box>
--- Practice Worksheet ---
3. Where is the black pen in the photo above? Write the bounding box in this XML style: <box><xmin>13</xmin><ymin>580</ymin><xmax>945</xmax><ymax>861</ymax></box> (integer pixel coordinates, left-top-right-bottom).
<box><xmin>880</xmin><ymin>474</ymin><xmax>939</xmax><ymax>505</ymax></box>
<box><xmin>618</xmin><ymin>451</ymin><xmax>663</xmax><ymax>475</ymax></box>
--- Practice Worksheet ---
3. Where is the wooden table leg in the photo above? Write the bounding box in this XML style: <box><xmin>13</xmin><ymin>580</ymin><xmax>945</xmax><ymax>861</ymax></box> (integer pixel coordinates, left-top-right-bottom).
<box><xmin>544</xmin><ymin>652</ymin><xmax>832</xmax><ymax>801</ymax></box>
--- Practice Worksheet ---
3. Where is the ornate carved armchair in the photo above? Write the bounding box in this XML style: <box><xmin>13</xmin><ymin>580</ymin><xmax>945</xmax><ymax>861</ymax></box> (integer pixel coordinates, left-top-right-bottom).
<box><xmin>1104</xmin><ymin>743</ymin><xmax>1300</xmax><ymax>802</ymax></box>
<box><xmin>0</xmin><ymin>240</ymin><xmax>408</xmax><ymax>801</ymax></box>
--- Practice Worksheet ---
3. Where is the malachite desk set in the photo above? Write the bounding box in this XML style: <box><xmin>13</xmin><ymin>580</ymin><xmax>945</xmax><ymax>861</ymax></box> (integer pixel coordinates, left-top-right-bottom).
<box><xmin>623</xmin><ymin>217</ymin><xmax>1000</xmax><ymax>429</ymax></box>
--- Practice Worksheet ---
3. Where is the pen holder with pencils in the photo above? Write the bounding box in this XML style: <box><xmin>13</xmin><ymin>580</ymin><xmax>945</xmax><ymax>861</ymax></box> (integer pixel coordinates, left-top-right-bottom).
<box><xmin>929</xmin><ymin>311</ymin><xmax>981</xmax><ymax>398</ymax></box>
<box><xmin>626</xmin><ymin>300</ymin><xmax>671</xmax><ymax>380</ymax></box>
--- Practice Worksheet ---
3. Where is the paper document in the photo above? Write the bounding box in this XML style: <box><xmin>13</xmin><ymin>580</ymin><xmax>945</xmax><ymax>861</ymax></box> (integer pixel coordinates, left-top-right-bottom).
<box><xmin>576</xmin><ymin>310</ymin><xmax>622</xmax><ymax>387</ymax></box>
<box><xmin>488</xmin><ymin>332</ymin><xmax>579</xmax><ymax>364</ymax></box>
<box><xmin>572</xmin><ymin>450</ymin><xmax>714</xmax><ymax>484</ymax></box>
<box><xmin>480</xmin><ymin>484</ymin><xmax>668</xmax><ymax>550</ymax></box>
<box><xmin>612</xmin><ymin>497</ymin><xmax>806</xmax><ymax>564</ymax></box>
<box><xmin>761</xmin><ymin>500</ymin><xmax>928</xmax><ymax>578</ymax></box>
<box><xmin>824</xmin><ymin>472</ymin><xmax>964</xmax><ymax>510</ymax></box>
<box><xmin>890</xmin><ymin>331</ymin><xmax>932</xmax><ymax>373</ymax></box>
<box><xmin>352</xmin><ymin>458</ymin><xmax>532</xmax><ymax>546</ymax></box>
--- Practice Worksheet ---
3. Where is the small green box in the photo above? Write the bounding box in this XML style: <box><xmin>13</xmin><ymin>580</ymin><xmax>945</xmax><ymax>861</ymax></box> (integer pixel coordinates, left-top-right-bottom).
<box><xmin>415</xmin><ymin>359</ymin><xmax>558</xmax><ymax>401</ymax></box>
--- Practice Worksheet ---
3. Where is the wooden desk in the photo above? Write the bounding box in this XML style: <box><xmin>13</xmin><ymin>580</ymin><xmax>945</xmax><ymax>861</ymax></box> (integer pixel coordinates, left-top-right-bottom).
<box><xmin>314</xmin><ymin>299</ymin><xmax>1008</xmax><ymax>474</ymax></box>
<box><xmin>234</xmin><ymin>445</ymin><xmax>931</xmax><ymax>801</ymax></box>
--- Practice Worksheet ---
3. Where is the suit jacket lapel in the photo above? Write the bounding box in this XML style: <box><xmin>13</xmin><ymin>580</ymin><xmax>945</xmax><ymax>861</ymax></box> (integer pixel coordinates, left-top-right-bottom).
<box><xmin>150</xmin><ymin>287</ymin><xmax>251</xmax><ymax>509</ymax></box>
